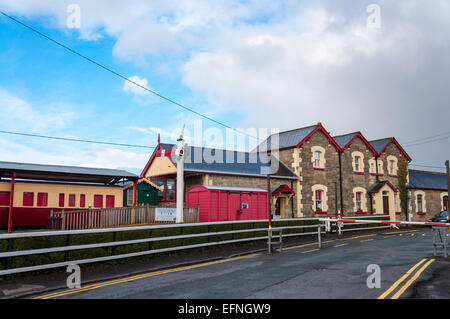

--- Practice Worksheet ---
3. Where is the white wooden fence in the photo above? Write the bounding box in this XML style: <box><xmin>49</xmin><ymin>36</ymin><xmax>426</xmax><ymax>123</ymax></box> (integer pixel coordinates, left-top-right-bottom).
<box><xmin>48</xmin><ymin>205</ymin><xmax>199</xmax><ymax>230</ymax></box>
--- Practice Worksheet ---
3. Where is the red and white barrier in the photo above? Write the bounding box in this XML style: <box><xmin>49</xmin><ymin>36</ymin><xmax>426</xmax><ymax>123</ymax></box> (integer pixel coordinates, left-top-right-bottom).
<box><xmin>319</xmin><ymin>218</ymin><xmax>450</xmax><ymax>227</ymax></box>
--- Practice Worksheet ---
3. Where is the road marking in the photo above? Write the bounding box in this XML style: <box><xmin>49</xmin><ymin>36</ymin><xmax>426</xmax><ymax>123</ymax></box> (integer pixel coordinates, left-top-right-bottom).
<box><xmin>33</xmin><ymin>253</ymin><xmax>260</xmax><ymax>299</ymax></box>
<box><xmin>333</xmin><ymin>243</ymin><xmax>349</xmax><ymax>248</ymax></box>
<box><xmin>391</xmin><ymin>259</ymin><xmax>435</xmax><ymax>299</ymax></box>
<box><xmin>382</xmin><ymin>230</ymin><xmax>419</xmax><ymax>235</ymax></box>
<box><xmin>360</xmin><ymin>239</ymin><xmax>374</xmax><ymax>242</ymax></box>
<box><xmin>284</xmin><ymin>240</ymin><xmax>335</xmax><ymax>251</ymax></box>
<box><xmin>301</xmin><ymin>248</ymin><xmax>320</xmax><ymax>254</ymax></box>
<box><xmin>377</xmin><ymin>258</ymin><xmax>427</xmax><ymax>299</ymax></box>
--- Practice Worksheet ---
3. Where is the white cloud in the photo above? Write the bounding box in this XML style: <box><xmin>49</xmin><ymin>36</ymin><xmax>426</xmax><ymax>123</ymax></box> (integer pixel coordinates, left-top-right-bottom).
<box><xmin>0</xmin><ymin>88</ymin><xmax>77</xmax><ymax>132</ymax></box>
<box><xmin>123</xmin><ymin>75</ymin><xmax>152</xmax><ymax>96</ymax></box>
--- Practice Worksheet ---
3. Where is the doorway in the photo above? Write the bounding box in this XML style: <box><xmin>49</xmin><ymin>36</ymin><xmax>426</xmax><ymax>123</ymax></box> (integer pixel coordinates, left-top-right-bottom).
<box><xmin>382</xmin><ymin>191</ymin><xmax>390</xmax><ymax>214</ymax></box>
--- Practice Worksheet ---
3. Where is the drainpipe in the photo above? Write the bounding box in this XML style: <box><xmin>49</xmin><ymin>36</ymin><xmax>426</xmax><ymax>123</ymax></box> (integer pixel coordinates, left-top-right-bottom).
<box><xmin>338</xmin><ymin>151</ymin><xmax>344</xmax><ymax>215</ymax></box>
<box><xmin>7</xmin><ymin>172</ymin><xmax>16</xmax><ymax>233</ymax></box>
<box><xmin>291</xmin><ymin>180</ymin><xmax>295</xmax><ymax>218</ymax></box>
<box><xmin>375</xmin><ymin>156</ymin><xmax>380</xmax><ymax>182</ymax></box>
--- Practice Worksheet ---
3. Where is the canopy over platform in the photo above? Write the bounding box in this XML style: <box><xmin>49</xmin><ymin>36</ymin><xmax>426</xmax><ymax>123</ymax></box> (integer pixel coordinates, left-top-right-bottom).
<box><xmin>0</xmin><ymin>161</ymin><xmax>139</xmax><ymax>185</ymax></box>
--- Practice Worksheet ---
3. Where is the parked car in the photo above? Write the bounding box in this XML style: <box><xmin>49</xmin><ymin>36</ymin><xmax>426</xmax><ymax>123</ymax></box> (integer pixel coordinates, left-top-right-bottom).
<box><xmin>428</xmin><ymin>211</ymin><xmax>449</xmax><ymax>223</ymax></box>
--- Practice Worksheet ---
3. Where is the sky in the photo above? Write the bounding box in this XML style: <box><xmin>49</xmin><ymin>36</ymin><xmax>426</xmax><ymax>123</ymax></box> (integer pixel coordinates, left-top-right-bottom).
<box><xmin>0</xmin><ymin>0</ymin><xmax>449</xmax><ymax>175</ymax></box>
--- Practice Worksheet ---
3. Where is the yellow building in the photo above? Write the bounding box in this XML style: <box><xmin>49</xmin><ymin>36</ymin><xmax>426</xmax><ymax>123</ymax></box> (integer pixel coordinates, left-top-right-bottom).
<box><xmin>0</xmin><ymin>161</ymin><xmax>138</xmax><ymax>230</ymax></box>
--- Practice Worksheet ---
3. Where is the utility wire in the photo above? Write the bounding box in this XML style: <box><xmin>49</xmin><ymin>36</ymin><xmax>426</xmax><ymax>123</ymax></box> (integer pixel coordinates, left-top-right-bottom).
<box><xmin>0</xmin><ymin>11</ymin><xmax>260</xmax><ymax>142</ymax></box>
<box><xmin>403</xmin><ymin>130</ymin><xmax>450</xmax><ymax>145</ymax></box>
<box><xmin>0</xmin><ymin>130</ymin><xmax>156</xmax><ymax>149</ymax></box>
<box><xmin>403</xmin><ymin>134</ymin><xmax>450</xmax><ymax>148</ymax></box>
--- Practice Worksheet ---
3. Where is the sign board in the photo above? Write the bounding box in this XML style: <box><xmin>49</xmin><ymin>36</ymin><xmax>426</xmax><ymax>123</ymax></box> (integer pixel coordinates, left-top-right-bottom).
<box><xmin>155</xmin><ymin>208</ymin><xmax>176</xmax><ymax>221</ymax></box>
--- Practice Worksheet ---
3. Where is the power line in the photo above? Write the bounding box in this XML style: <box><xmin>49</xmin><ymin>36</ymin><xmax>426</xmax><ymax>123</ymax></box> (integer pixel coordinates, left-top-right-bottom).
<box><xmin>0</xmin><ymin>11</ymin><xmax>260</xmax><ymax>142</ymax></box>
<box><xmin>403</xmin><ymin>130</ymin><xmax>450</xmax><ymax>145</ymax></box>
<box><xmin>0</xmin><ymin>130</ymin><xmax>156</xmax><ymax>149</ymax></box>
<box><xmin>403</xmin><ymin>134</ymin><xmax>450</xmax><ymax>148</ymax></box>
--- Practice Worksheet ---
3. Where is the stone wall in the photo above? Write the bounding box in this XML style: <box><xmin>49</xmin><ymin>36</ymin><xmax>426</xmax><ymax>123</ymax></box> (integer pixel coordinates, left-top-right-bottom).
<box><xmin>409</xmin><ymin>188</ymin><xmax>447</xmax><ymax>222</ymax></box>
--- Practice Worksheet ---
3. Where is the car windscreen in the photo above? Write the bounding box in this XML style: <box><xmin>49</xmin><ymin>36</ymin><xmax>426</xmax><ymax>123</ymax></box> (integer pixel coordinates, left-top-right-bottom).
<box><xmin>440</xmin><ymin>211</ymin><xmax>449</xmax><ymax>217</ymax></box>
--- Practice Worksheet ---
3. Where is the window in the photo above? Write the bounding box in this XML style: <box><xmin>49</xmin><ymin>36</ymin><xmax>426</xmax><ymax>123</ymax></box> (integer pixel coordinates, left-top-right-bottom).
<box><xmin>389</xmin><ymin>160</ymin><xmax>395</xmax><ymax>175</ymax></box>
<box><xmin>166</xmin><ymin>179</ymin><xmax>175</xmax><ymax>200</ymax></box>
<box><xmin>354</xmin><ymin>156</ymin><xmax>361</xmax><ymax>172</ymax></box>
<box><xmin>157</xmin><ymin>179</ymin><xmax>165</xmax><ymax>201</ymax></box>
<box><xmin>444</xmin><ymin>195</ymin><xmax>448</xmax><ymax>211</ymax></box>
<box><xmin>37</xmin><ymin>193</ymin><xmax>48</xmax><ymax>207</ymax></box>
<box><xmin>153</xmin><ymin>177</ymin><xmax>177</xmax><ymax>201</ymax></box>
<box><xmin>314</xmin><ymin>151</ymin><xmax>321</xmax><ymax>168</ymax></box>
<box><xmin>417</xmin><ymin>194</ymin><xmax>423</xmax><ymax>212</ymax></box>
<box><xmin>315</xmin><ymin>190</ymin><xmax>323</xmax><ymax>211</ymax></box>
<box><xmin>356</xmin><ymin>192</ymin><xmax>362</xmax><ymax>211</ymax></box>
<box><xmin>127</xmin><ymin>188</ymin><xmax>134</xmax><ymax>206</ymax></box>
<box><xmin>23</xmin><ymin>192</ymin><xmax>34</xmax><ymax>207</ymax></box>
<box><xmin>68</xmin><ymin>194</ymin><xmax>76</xmax><ymax>207</ymax></box>
<box><xmin>0</xmin><ymin>191</ymin><xmax>10</xmax><ymax>206</ymax></box>
<box><xmin>59</xmin><ymin>193</ymin><xmax>65</xmax><ymax>207</ymax></box>
<box><xmin>106</xmin><ymin>195</ymin><xmax>115</xmax><ymax>208</ymax></box>
<box><xmin>94</xmin><ymin>195</ymin><xmax>103</xmax><ymax>208</ymax></box>
<box><xmin>80</xmin><ymin>194</ymin><xmax>86</xmax><ymax>208</ymax></box>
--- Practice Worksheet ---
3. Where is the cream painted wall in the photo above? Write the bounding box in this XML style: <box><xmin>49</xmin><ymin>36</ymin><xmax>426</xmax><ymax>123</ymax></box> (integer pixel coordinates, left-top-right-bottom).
<box><xmin>144</xmin><ymin>156</ymin><xmax>177</xmax><ymax>178</ymax></box>
<box><xmin>0</xmin><ymin>181</ymin><xmax>123</xmax><ymax>209</ymax></box>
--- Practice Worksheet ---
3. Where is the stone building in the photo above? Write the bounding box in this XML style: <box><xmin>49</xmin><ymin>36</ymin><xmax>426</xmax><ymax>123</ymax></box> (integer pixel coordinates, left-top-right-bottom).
<box><xmin>407</xmin><ymin>170</ymin><xmax>448</xmax><ymax>222</ymax></box>
<box><xmin>140</xmin><ymin>123</ymin><xmax>447</xmax><ymax>221</ymax></box>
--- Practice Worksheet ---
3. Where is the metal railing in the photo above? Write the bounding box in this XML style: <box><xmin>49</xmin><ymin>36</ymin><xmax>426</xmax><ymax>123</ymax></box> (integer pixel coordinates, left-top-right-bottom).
<box><xmin>0</xmin><ymin>215</ymin><xmax>391</xmax><ymax>277</ymax></box>
<box><xmin>49</xmin><ymin>205</ymin><xmax>199</xmax><ymax>230</ymax></box>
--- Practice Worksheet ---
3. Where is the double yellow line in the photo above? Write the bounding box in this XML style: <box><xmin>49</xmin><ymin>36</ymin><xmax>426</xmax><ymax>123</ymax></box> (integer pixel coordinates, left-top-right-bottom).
<box><xmin>33</xmin><ymin>253</ymin><xmax>259</xmax><ymax>299</ymax></box>
<box><xmin>377</xmin><ymin>258</ymin><xmax>435</xmax><ymax>299</ymax></box>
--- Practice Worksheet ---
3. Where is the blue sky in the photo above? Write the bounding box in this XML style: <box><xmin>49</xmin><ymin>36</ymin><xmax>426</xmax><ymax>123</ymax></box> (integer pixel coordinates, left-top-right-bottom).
<box><xmin>0</xmin><ymin>1</ymin><xmax>449</xmax><ymax>174</ymax></box>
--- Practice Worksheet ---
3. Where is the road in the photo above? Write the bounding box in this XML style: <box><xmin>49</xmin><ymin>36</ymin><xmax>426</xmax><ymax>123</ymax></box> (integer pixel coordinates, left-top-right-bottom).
<box><xmin>31</xmin><ymin>227</ymin><xmax>446</xmax><ymax>299</ymax></box>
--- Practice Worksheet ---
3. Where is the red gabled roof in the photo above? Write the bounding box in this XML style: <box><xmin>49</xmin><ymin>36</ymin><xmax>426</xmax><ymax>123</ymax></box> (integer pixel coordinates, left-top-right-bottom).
<box><xmin>140</xmin><ymin>143</ymin><xmax>177</xmax><ymax>178</ymax></box>
<box><xmin>334</xmin><ymin>131</ymin><xmax>377</xmax><ymax>156</ymax></box>
<box><xmin>296</xmin><ymin>123</ymin><xmax>341</xmax><ymax>152</ymax></box>
<box><xmin>375</xmin><ymin>137</ymin><xmax>412</xmax><ymax>161</ymax></box>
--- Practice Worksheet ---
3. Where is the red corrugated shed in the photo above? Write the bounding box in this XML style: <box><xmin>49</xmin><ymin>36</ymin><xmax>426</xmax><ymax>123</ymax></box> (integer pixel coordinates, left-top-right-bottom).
<box><xmin>187</xmin><ymin>186</ymin><xmax>268</xmax><ymax>222</ymax></box>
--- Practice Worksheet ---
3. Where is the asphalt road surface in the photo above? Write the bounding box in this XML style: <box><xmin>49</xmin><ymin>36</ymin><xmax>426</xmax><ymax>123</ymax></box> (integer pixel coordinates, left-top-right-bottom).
<box><xmin>31</xmin><ymin>227</ymin><xmax>447</xmax><ymax>299</ymax></box>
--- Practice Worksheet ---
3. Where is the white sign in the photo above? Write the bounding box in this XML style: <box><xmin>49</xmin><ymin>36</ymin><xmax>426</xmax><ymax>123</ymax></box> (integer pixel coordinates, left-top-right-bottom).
<box><xmin>155</xmin><ymin>208</ymin><xmax>177</xmax><ymax>221</ymax></box>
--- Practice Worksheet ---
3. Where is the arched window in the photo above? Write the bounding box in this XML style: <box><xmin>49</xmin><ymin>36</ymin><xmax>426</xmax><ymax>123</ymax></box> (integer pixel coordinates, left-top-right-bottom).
<box><xmin>311</xmin><ymin>146</ymin><xmax>326</xmax><ymax>169</ymax></box>
<box><xmin>312</xmin><ymin>184</ymin><xmax>328</xmax><ymax>213</ymax></box>
<box><xmin>417</xmin><ymin>194</ymin><xmax>423</xmax><ymax>212</ymax></box>
<box><xmin>387</xmin><ymin>155</ymin><xmax>398</xmax><ymax>176</ymax></box>
<box><xmin>315</xmin><ymin>190</ymin><xmax>323</xmax><ymax>211</ymax></box>
<box><xmin>414</xmin><ymin>190</ymin><xmax>427</xmax><ymax>213</ymax></box>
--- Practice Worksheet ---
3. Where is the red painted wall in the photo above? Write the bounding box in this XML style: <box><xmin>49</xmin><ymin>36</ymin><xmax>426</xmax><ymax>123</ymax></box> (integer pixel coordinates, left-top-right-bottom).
<box><xmin>187</xmin><ymin>186</ymin><xmax>268</xmax><ymax>222</ymax></box>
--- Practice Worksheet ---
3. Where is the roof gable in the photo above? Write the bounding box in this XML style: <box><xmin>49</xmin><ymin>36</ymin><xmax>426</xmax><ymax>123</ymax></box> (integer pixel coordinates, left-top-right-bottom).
<box><xmin>369</xmin><ymin>137</ymin><xmax>412</xmax><ymax>161</ymax></box>
<box><xmin>333</xmin><ymin>132</ymin><xmax>377</xmax><ymax>155</ymax></box>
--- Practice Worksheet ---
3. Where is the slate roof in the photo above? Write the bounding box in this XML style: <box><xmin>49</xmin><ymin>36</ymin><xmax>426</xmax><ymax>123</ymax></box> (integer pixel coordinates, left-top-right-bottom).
<box><xmin>408</xmin><ymin>170</ymin><xmax>448</xmax><ymax>190</ymax></box>
<box><xmin>161</xmin><ymin>144</ymin><xmax>298</xmax><ymax>179</ymax></box>
<box><xmin>333</xmin><ymin>132</ymin><xmax>359</xmax><ymax>149</ymax></box>
<box><xmin>0</xmin><ymin>161</ymin><xmax>138</xmax><ymax>184</ymax></box>
<box><xmin>254</xmin><ymin>124</ymin><xmax>318</xmax><ymax>152</ymax></box>
<box><xmin>369</xmin><ymin>138</ymin><xmax>393</xmax><ymax>154</ymax></box>
<box><xmin>368</xmin><ymin>180</ymin><xmax>398</xmax><ymax>193</ymax></box>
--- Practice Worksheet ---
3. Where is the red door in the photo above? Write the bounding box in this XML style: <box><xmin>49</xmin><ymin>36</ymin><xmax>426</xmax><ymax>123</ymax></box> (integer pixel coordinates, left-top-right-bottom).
<box><xmin>94</xmin><ymin>195</ymin><xmax>103</xmax><ymax>208</ymax></box>
<box><xmin>106</xmin><ymin>195</ymin><xmax>115</xmax><ymax>208</ymax></box>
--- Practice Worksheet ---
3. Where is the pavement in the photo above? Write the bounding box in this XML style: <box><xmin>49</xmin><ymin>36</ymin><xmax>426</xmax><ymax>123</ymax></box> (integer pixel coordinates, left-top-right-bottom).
<box><xmin>9</xmin><ymin>226</ymin><xmax>447</xmax><ymax>300</ymax></box>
